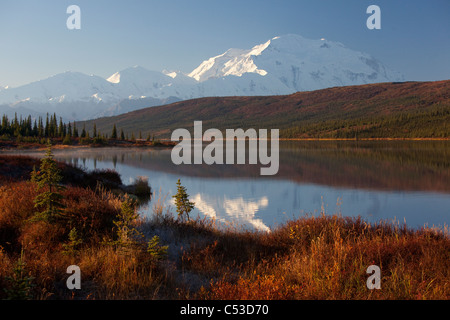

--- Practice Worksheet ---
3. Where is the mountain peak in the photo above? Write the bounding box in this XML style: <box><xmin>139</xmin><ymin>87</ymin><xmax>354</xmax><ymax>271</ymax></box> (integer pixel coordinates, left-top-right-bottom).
<box><xmin>107</xmin><ymin>72</ymin><xmax>121</xmax><ymax>84</ymax></box>
<box><xmin>128</xmin><ymin>65</ymin><xmax>148</xmax><ymax>71</ymax></box>
<box><xmin>107</xmin><ymin>66</ymin><xmax>166</xmax><ymax>84</ymax></box>
<box><xmin>188</xmin><ymin>34</ymin><xmax>323</xmax><ymax>82</ymax></box>
<box><xmin>188</xmin><ymin>33</ymin><xmax>403</xmax><ymax>89</ymax></box>
<box><xmin>188</xmin><ymin>39</ymin><xmax>272</xmax><ymax>82</ymax></box>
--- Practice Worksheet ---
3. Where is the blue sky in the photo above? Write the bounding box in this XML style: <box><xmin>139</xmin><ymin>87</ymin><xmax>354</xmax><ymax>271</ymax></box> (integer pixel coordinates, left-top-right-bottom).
<box><xmin>0</xmin><ymin>0</ymin><xmax>449</xmax><ymax>87</ymax></box>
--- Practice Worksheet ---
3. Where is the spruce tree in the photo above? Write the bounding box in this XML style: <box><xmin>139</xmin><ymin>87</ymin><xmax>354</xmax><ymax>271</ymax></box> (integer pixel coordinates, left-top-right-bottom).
<box><xmin>38</xmin><ymin>117</ymin><xmax>44</xmax><ymax>137</ymax></box>
<box><xmin>172</xmin><ymin>179</ymin><xmax>195</xmax><ymax>221</ymax></box>
<box><xmin>63</xmin><ymin>133</ymin><xmax>72</xmax><ymax>145</ymax></box>
<box><xmin>45</xmin><ymin>114</ymin><xmax>50</xmax><ymax>137</ymax></box>
<box><xmin>73</xmin><ymin>122</ymin><xmax>79</xmax><ymax>138</ymax></box>
<box><xmin>32</xmin><ymin>120</ymin><xmax>38</xmax><ymax>136</ymax></box>
<box><xmin>67</xmin><ymin>123</ymin><xmax>72</xmax><ymax>137</ymax></box>
<box><xmin>111</xmin><ymin>124</ymin><xmax>117</xmax><ymax>139</ymax></box>
<box><xmin>58</xmin><ymin>117</ymin><xmax>64</xmax><ymax>137</ymax></box>
<box><xmin>31</xmin><ymin>143</ymin><xmax>66</xmax><ymax>222</ymax></box>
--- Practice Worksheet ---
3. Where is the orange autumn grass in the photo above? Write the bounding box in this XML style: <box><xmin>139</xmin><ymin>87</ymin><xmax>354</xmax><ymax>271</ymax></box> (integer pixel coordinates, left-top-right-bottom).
<box><xmin>1</xmin><ymin>180</ymin><xmax>449</xmax><ymax>300</ymax></box>
<box><xmin>180</xmin><ymin>213</ymin><xmax>449</xmax><ymax>300</ymax></box>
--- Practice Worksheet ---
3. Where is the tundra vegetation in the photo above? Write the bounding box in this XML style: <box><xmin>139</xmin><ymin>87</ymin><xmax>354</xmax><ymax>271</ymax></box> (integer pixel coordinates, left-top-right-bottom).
<box><xmin>0</xmin><ymin>149</ymin><xmax>448</xmax><ymax>300</ymax></box>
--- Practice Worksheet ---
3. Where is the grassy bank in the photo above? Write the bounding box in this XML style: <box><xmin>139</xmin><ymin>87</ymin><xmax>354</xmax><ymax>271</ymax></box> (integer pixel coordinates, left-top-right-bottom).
<box><xmin>0</xmin><ymin>136</ymin><xmax>175</xmax><ymax>151</ymax></box>
<box><xmin>0</xmin><ymin>155</ymin><xmax>449</xmax><ymax>300</ymax></box>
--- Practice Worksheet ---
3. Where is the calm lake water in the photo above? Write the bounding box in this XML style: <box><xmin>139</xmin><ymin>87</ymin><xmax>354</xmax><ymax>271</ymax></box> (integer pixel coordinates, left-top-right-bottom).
<box><xmin>11</xmin><ymin>141</ymin><xmax>450</xmax><ymax>231</ymax></box>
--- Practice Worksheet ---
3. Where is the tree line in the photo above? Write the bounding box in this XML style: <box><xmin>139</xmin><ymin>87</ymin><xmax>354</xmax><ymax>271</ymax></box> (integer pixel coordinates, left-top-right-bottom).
<box><xmin>0</xmin><ymin>113</ymin><xmax>153</xmax><ymax>145</ymax></box>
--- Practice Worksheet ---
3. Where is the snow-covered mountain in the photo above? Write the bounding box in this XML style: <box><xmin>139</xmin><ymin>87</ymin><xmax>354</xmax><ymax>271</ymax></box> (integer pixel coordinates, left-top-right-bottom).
<box><xmin>0</xmin><ymin>34</ymin><xmax>404</xmax><ymax>121</ymax></box>
<box><xmin>106</xmin><ymin>66</ymin><xmax>198</xmax><ymax>100</ymax></box>
<box><xmin>190</xmin><ymin>34</ymin><xmax>403</xmax><ymax>92</ymax></box>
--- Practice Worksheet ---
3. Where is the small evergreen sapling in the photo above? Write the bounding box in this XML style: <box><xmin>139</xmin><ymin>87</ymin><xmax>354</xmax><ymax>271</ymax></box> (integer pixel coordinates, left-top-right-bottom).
<box><xmin>62</xmin><ymin>227</ymin><xmax>83</xmax><ymax>256</ymax></box>
<box><xmin>172</xmin><ymin>179</ymin><xmax>195</xmax><ymax>222</ymax></box>
<box><xmin>30</xmin><ymin>142</ymin><xmax>66</xmax><ymax>222</ymax></box>
<box><xmin>147</xmin><ymin>235</ymin><xmax>168</xmax><ymax>260</ymax></box>
<box><xmin>3</xmin><ymin>251</ymin><xmax>35</xmax><ymax>300</ymax></box>
<box><xmin>109</xmin><ymin>198</ymin><xmax>143</xmax><ymax>251</ymax></box>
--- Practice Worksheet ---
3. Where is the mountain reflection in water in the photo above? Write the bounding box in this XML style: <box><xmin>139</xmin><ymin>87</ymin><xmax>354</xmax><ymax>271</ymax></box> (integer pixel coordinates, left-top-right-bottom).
<box><xmin>12</xmin><ymin>141</ymin><xmax>450</xmax><ymax>231</ymax></box>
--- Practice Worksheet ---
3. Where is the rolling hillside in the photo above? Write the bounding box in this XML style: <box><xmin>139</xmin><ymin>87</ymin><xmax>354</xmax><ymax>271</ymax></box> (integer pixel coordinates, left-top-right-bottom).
<box><xmin>80</xmin><ymin>80</ymin><xmax>450</xmax><ymax>139</ymax></box>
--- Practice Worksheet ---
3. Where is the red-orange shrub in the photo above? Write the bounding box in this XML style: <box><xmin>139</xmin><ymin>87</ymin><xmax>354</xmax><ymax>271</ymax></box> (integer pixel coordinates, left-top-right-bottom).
<box><xmin>0</xmin><ymin>182</ymin><xmax>37</xmax><ymax>251</ymax></box>
<box><xmin>61</xmin><ymin>187</ymin><xmax>120</xmax><ymax>242</ymax></box>
<box><xmin>19</xmin><ymin>220</ymin><xmax>66</xmax><ymax>252</ymax></box>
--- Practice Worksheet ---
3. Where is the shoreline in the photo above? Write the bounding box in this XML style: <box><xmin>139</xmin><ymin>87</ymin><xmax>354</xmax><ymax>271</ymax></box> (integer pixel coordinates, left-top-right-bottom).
<box><xmin>1</xmin><ymin>137</ymin><xmax>449</xmax><ymax>152</ymax></box>
<box><xmin>278</xmin><ymin>137</ymin><xmax>450</xmax><ymax>141</ymax></box>
<box><xmin>0</xmin><ymin>140</ymin><xmax>176</xmax><ymax>152</ymax></box>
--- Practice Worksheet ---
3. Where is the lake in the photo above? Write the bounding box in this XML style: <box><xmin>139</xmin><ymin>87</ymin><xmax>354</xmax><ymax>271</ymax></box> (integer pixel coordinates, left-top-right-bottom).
<box><xmin>10</xmin><ymin>141</ymin><xmax>450</xmax><ymax>232</ymax></box>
